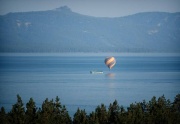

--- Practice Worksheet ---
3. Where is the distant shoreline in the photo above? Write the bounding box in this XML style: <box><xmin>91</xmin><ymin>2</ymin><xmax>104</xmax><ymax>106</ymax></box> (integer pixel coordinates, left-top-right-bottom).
<box><xmin>0</xmin><ymin>52</ymin><xmax>180</xmax><ymax>57</ymax></box>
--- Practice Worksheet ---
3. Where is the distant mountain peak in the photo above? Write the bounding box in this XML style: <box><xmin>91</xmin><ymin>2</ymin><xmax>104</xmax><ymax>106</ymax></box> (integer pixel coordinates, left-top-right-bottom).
<box><xmin>55</xmin><ymin>6</ymin><xmax>72</xmax><ymax>12</ymax></box>
<box><xmin>0</xmin><ymin>11</ymin><xmax>180</xmax><ymax>53</ymax></box>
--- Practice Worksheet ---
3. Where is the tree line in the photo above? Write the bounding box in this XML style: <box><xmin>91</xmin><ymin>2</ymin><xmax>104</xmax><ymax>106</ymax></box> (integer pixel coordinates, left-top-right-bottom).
<box><xmin>0</xmin><ymin>94</ymin><xmax>180</xmax><ymax>124</ymax></box>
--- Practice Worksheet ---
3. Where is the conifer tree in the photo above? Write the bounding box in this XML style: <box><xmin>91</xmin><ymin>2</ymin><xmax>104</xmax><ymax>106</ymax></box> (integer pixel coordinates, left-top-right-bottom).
<box><xmin>95</xmin><ymin>104</ymin><xmax>108</xmax><ymax>124</ymax></box>
<box><xmin>108</xmin><ymin>100</ymin><xmax>120</xmax><ymax>124</ymax></box>
<box><xmin>73</xmin><ymin>108</ymin><xmax>87</xmax><ymax>124</ymax></box>
<box><xmin>127</xmin><ymin>103</ymin><xmax>144</xmax><ymax>124</ymax></box>
<box><xmin>172</xmin><ymin>94</ymin><xmax>180</xmax><ymax>123</ymax></box>
<box><xmin>0</xmin><ymin>107</ymin><xmax>9</xmax><ymax>124</ymax></box>
<box><xmin>9</xmin><ymin>94</ymin><xmax>25</xmax><ymax>124</ymax></box>
<box><xmin>1</xmin><ymin>94</ymin><xmax>180</xmax><ymax>124</ymax></box>
<box><xmin>117</xmin><ymin>105</ymin><xmax>126</xmax><ymax>123</ymax></box>
<box><xmin>53</xmin><ymin>96</ymin><xmax>71</xmax><ymax>124</ymax></box>
<box><xmin>60</xmin><ymin>105</ymin><xmax>71</xmax><ymax>123</ymax></box>
<box><xmin>88</xmin><ymin>111</ymin><xmax>98</xmax><ymax>124</ymax></box>
<box><xmin>40</xmin><ymin>98</ymin><xmax>54</xmax><ymax>124</ymax></box>
<box><xmin>25</xmin><ymin>98</ymin><xmax>37</xmax><ymax>124</ymax></box>
<box><xmin>173</xmin><ymin>94</ymin><xmax>180</xmax><ymax>112</ymax></box>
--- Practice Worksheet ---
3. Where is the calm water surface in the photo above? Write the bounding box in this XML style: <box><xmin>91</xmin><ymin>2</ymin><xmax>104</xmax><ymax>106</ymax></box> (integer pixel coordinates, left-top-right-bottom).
<box><xmin>0</xmin><ymin>54</ymin><xmax>180</xmax><ymax>116</ymax></box>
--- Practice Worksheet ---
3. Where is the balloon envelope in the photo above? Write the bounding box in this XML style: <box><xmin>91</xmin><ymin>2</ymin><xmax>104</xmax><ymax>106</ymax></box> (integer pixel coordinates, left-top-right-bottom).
<box><xmin>104</xmin><ymin>57</ymin><xmax>116</xmax><ymax>69</ymax></box>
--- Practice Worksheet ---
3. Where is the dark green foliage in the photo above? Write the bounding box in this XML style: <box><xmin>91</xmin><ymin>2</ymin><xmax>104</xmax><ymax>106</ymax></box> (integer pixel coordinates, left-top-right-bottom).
<box><xmin>0</xmin><ymin>94</ymin><xmax>180</xmax><ymax>124</ymax></box>
<box><xmin>88</xmin><ymin>111</ymin><xmax>99</xmax><ymax>124</ymax></box>
<box><xmin>108</xmin><ymin>100</ymin><xmax>120</xmax><ymax>124</ymax></box>
<box><xmin>126</xmin><ymin>103</ymin><xmax>144</xmax><ymax>124</ymax></box>
<box><xmin>95</xmin><ymin>104</ymin><xmax>108</xmax><ymax>124</ymax></box>
<box><xmin>0</xmin><ymin>107</ymin><xmax>9</xmax><ymax>124</ymax></box>
<box><xmin>172</xmin><ymin>94</ymin><xmax>180</xmax><ymax>123</ymax></box>
<box><xmin>173</xmin><ymin>94</ymin><xmax>180</xmax><ymax>112</ymax></box>
<box><xmin>38</xmin><ymin>97</ymin><xmax>71</xmax><ymax>124</ymax></box>
<box><xmin>73</xmin><ymin>108</ymin><xmax>87</xmax><ymax>124</ymax></box>
<box><xmin>53</xmin><ymin>96</ymin><xmax>71</xmax><ymax>124</ymax></box>
<box><xmin>9</xmin><ymin>94</ymin><xmax>25</xmax><ymax>124</ymax></box>
<box><xmin>25</xmin><ymin>98</ymin><xmax>37</xmax><ymax>124</ymax></box>
<box><xmin>146</xmin><ymin>95</ymin><xmax>172</xmax><ymax>124</ymax></box>
<box><xmin>40</xmin><ymin>98</ymin><xmax>54</xmax><ymax>123</ymax></box>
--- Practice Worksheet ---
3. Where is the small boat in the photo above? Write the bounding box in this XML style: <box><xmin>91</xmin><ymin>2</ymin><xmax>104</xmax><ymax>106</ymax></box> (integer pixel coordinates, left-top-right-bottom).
<box><xmin>90</xmin><ymin>71</ymin><xmax>103</xmax><ymax>74</ymax></box>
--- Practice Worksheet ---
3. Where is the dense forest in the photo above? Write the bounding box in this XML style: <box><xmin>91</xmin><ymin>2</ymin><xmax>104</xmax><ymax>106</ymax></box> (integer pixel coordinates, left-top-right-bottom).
<box><xmin>0</xmin><ymin>94</ymin><xmax>180</xmax><ymax>124</ymax></box>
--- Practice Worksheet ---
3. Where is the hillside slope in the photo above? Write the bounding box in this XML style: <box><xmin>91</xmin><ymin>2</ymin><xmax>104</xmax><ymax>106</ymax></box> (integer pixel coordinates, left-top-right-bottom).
<box><xmin>0</xmin><ymin>6</ymin><xmax>180</xmax><ymax>53</ymax></box>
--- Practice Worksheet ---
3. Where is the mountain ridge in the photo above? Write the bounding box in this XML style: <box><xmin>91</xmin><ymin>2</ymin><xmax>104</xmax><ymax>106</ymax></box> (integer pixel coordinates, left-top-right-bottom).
<box><xmin>0</xmin><ymin>6</ymin><xmax>180</xmax><ymax>53</ymax></box>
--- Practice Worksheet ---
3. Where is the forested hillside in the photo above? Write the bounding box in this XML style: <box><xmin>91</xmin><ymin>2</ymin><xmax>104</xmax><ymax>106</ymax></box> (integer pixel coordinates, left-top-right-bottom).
<box><xmin>0</xmin><ymin>6</ymin><xmax>180</xmax><ymax>53</ymax></box>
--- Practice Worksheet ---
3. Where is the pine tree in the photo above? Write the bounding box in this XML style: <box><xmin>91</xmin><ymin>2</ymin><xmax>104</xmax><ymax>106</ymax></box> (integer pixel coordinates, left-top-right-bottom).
<box><xmin>40</xmin><ymin>98</ymin><xmax>54</xmax><ymax>124</ymax></box>
<box><xmin>0</xmin><ymin>107</ymin><xmax>9</xmax><ymax>124</ymax></box>
<box><xmin>127</xmin><ymin>103</ymin><xmax>144</xmax><ymax>124</ymax></box>
<box><xmin>173</xmin><ymin>94</ymin><xmax>180</xmax><ymax>113</ymax></box>
<box><xmin>95</xmin><ymin>104</ymin><xmax>108</xmax><ymax>124</ymax></box>
<box><xmin>73</xmin><ymin>108</ymin><xmax>87</xmax><ymax>124</ymax></box>
<box><xmin>1</xmin><ymin>94</ymin><xmax>180</xmax><ymax>124</ymax></box>
<box><xmin>53</xmin><ymin>96</ymin><xmax>71</xmax><ymax>123</ymax></box>
<box><xmin>25</xmin><ymin>97</ymin><xmax>37</xmax><ymax>124</ymax></box>
<box><xmin>9</xmin><ymin>94</ymin><xmax>25</xmax><ymax>124</ymax></box>
<box><xmin>172</xmin><ymin>94</ymin><xmax>180</xmax><ymax>123</ymax></box>
<box><xmin>88</xmin><ymin>111</ymin><xmax>98</xmax><ymax>124</ymax></box>
<box><xmin>108</xmin><ymin>100</ymin><xmax>120</xmax><ymax>124</ymax></box>
<box><xmin>117</xmin><ymin>106</ymin><xmax>126</xmax><ymax>123</ymax></box>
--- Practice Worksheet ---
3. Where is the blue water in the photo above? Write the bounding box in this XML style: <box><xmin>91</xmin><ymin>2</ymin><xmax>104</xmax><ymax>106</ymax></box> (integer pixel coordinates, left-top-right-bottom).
<box><xmin>0</xmin><ymin>54</ymin><xmax>180</xmax><ymax>117</ymax></box>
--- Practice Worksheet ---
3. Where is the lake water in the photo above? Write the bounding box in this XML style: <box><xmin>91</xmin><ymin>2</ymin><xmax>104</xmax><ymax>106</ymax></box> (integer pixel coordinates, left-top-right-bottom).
<box><xmin>0</xmin><ymin>53</ymin><xmax>180</xmax><ymax>117</ymax></box>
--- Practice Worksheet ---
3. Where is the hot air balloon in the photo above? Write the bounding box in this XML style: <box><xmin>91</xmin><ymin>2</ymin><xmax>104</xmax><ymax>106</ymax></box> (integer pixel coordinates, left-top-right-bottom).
<box><xmin>104</xmin><ymin>57</ymin><xmax>116</xmax><ymax>70</ymax></box>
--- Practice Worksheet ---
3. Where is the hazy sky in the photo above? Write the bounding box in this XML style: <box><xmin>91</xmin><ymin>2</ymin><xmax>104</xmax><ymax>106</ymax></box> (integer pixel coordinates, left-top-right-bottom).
<box><xmin>0</xmin><ymin>0</ymin><xmax>180</xmax><ymax>17</ymax></box>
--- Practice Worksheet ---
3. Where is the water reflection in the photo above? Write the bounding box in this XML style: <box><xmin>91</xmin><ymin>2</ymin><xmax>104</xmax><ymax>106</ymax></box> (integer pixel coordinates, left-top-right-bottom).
<box><xmin>106</xmin><ymin>73</ymin><xmax>116</xmax><ymax>79</ymax></box>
